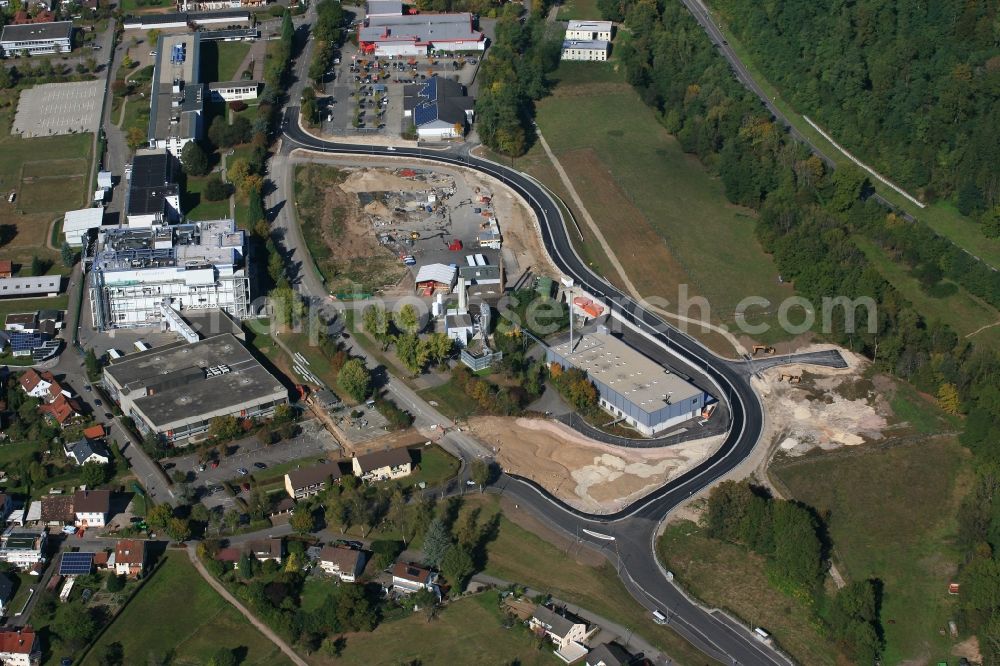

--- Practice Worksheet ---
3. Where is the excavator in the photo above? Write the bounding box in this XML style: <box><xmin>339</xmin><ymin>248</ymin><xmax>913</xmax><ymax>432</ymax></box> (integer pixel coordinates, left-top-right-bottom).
<box><xmin>752</xmin><ymin>345</ymin><xmax>776</xmax><ymax>355</ymax></box>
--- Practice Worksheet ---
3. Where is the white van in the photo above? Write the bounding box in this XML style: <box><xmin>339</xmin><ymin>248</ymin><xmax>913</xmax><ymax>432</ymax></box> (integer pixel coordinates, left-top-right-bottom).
<box><xmin>754</xmin><ymin>627</ymin><xmax>771</xmax><ymax>642</ymax></box>
<box><xmin>651</xmin><ymin>609</ymin><xmax>668</xmax><ymax>625</ymax></box>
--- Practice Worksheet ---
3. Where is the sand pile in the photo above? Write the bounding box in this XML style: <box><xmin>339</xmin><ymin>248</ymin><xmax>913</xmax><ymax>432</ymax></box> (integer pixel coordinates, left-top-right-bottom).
<box><xmin>754</xmin><ymin>345</ymin><xmax>890</xmax><ymax>456</ymax></box>
<box><xmin>469</xmin><ymin>416</ymin><xmax>722</xmax><ymax>513</ymax></box>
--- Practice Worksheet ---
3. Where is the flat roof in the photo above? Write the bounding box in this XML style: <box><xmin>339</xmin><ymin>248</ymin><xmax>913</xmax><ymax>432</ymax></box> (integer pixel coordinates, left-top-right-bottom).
<box><xmin>566</xmin><ymin>19</ymin><xmax>612</xmax><ymax>32</ymax></box>
<box><xmin>208</xmin><ymin>80</ymin><xmax>261</xmax><ymax>90</ymax></box>
<box><xmin>63</xmin><ymin>207</ymin><xmax>104</xmax><ymax>233</ymax></box>
<box><xmin>361</xmin><ymin>12</ymin><xmax>482</xmax><ymax>45</ymax></box>
<box><xmin>149</xmin><ymin>33</ymin><xmax>203</xmax><ymax>144</ymax></box>
<box><xmin>562</xmin><ymin>39</ymin><xmax>610</xmax><ymax>50</ymax></box>
<box><xmin>0</xmin><ymin>276</ymin><xmax>61</xmax><ymax>297</ymax></box>
<box><xmin>104</xmin><ymin>333</ymin><xmax>286</xmax><ymax>429</ymax></box>
<box><xmin>126</xmin><ymin>150</ymin><xmax>179</xmax><ymax>217</ymax></box>
<box><xmin>366</xmin><ymin>0</ymin><xmax>402</xmax><ymax>15</ymax></box>
<box><xmin>0</xmin><ymin>21</ymin><xmax>73</xmax><ymax>43</ymax></box>
<box><xmin>549</xmin><ymin>331</ymin><xmax>701</xmax><ymax>412</ymax></box>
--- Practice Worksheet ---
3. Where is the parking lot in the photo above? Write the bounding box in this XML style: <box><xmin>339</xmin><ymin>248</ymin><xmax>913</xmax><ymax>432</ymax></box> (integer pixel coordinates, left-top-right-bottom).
<box><xmin>164</xmin><ymin>419</ymin><xmax>341</xmax><ymax>510</ymax></box>
<box><xmin>319</xmin><ymin>38</ymin><xmax>481</xmax><ymax>137</ymax></box>
<box><xmin>12</xmin><ymin>80</ymin><xmax>104</xmax><ymax>137</ymax></box>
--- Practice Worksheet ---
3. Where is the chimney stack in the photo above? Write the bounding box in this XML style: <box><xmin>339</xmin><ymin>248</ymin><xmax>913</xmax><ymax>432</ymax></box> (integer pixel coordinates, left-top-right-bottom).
<box><xmin>457</xmin><ymin>276</ymin><xmax>467</xmax><ymax>313</ymax></box>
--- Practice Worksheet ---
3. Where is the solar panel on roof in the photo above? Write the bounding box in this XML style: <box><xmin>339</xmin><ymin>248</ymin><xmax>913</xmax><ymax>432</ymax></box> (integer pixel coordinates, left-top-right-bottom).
<box><xmin>414</xmin><ymin>102</ymin><xmax>438</xmax><ymax>127</ymax></box>
<box><xmin>59</xmin><ymin>552</ymin><xmax>95</xmax><ymax>576</ymax></box>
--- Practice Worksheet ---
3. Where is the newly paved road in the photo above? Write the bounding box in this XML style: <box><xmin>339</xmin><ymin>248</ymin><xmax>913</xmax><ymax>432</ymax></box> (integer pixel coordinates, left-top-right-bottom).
<box><xmin>276</xmin><ymin>118</ymin><xmax>805</xmax><ymax>664</ymax></box>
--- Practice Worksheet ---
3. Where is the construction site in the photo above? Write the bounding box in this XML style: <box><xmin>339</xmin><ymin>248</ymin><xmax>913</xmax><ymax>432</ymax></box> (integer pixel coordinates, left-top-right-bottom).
<box><xmin>293</xmin><ymin>158</ymin><xmax>554</xmax><ymax>297</ymax></box>
<box><xmin>471</xmin><ymin>416</ymin><xmax>724</xmax><ymax>514</ymax></box>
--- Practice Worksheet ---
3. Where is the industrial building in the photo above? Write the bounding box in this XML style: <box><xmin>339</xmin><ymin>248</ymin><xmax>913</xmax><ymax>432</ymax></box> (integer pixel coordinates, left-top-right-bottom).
<box><xmin>148</xmin><ymin>33</ymin><xmax>205</xmax><ymax>158</ymax></box>
<box><xmin>0</xmin><ymin>275</ymin><xmax>61</xmax><ymax>299</ymax></box>
<box><xmin>0</xmin><ymin>21</ymin><xmax>72</xmax><ymax>56</ymax></box>
<box><xmin>565</xmin><ymin>20</ymin><xmax>612</xmax><ymax>41</ymax></box>
<box><xmin>63</xmin><ymin>208</ymin><xmax>104</xmax><ymax>247</ymax></box>
<box><xmin>365</xmin><ymin>0</ymin><xmax>401</xmax><ymax>17</ymax></box>
<box><xmin>125</xmin><ymin>149</ymin><xmax>182</xmax><ymax>227</ymax></box>
<box><xmin>546</xmin><ymin>328</ymin><xmax>709</xmax><ymax>436</ymax></box>
<box><xmin>122</xmin><ymin>9</ymin><xmax>250</xmax><ymax>30</ymax></box>
<box><xmin>359</xmin><ymin>13</ymin><xmax>484</xmax><ymax>57</ymax></box>
<box><xmin>88</xmin><ymin>219</ymin><xmax>252</xmax><ymax>330</ymax></box>
<box><xmin>102</xmin><ymin>333</ymin><xmax>288</xmax><ymax>442</ymax></box>
<box><xmin>561</xmin><ymin>39</ymin><xmax>609</xmax><ymax>61</ymax></box>
<box><xmin>208</xmin><ymin>80</ymin><xmax>261</xmax><ymax>102</ymax></box>
<box><xmin>403</xmin><ymin>77</ymin><xmax>475</xmax><ymax>140</ymax></box>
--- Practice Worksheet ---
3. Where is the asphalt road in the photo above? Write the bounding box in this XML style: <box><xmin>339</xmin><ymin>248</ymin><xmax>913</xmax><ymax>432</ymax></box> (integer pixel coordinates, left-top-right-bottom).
<box><xmin>275</xmin><ymin>119</ymin><xmax>798</xmax><ymax>664</ymax></box>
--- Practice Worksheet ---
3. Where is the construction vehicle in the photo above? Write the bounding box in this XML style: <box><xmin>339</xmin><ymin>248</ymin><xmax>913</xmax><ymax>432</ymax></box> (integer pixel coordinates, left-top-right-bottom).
<box><xmin>752</xmin><ymin>345</ymin><xmax>775</xmax><ymax>355</ymax></box>
<box><xmin>410</xmin><ymin>231</ymin><xmax>420</xmax><ymax>240</ymax></box>
<box><xmin>779</xmin><ymin>373</ymin><xmax>801</xmax><ymax>384</ymax></box>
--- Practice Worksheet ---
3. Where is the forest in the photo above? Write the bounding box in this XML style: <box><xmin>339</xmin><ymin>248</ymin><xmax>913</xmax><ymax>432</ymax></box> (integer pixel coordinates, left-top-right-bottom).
<box><xmin>589</xmin><ymin>0</ymin><xmax>1000</xmax><ymax>658</ymax></box>
<box><xmin>711</xmin><ymin>0</ymin><xmax>1000</xmax><ymax>234</ymax></box>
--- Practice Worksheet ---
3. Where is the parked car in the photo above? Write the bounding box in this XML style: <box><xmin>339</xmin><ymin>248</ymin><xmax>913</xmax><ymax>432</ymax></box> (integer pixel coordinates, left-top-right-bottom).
<box><xmin>94</xmin><ymin>399</ymin><xmax>102</xmax><ymax>406</ymax></box>
<box><xmin>253</xmin><ymin>462</ymin><xmax>267</xmax><ymax>470</ymax></box>
<box><xmin>210</xmin><ymin>460</ymin><xmax>219</xmax><ymax>469</ymax></box>
<box><xmin>237</xmin><ymin>467</ymin><xmax>249</xmax><ymax>476</ymax></box>
<box><xmin>241</xmin><ymin>482</ymin><xmax>250</xmax><ymax>492</ymax></box>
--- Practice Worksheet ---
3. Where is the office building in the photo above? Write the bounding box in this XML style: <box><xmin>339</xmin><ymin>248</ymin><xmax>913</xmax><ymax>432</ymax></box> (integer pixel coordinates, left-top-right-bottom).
<box><xmin>103</xmin><ymin>333</ymin><xmax>288</xmax><ymax>442</ymax></box>
<box><xmin>89</xmin><ymin>219</ymin><xmax>251</xmax><ymax>330</ymax></box>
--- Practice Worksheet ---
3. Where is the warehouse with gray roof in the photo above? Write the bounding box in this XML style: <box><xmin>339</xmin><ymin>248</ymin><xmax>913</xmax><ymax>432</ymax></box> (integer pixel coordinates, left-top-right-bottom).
<box><xmin>102</xmin><ymin>333</ymin><xmax>288</xmax><ymax>443</ymax></box>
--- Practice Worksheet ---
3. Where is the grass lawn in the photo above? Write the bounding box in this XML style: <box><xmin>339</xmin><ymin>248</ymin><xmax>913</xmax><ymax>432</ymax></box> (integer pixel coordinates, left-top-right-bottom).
<box><xmin>888</xmin><ymin>381</ymin><xmax>960</xmax><ymax>435</ymax></box>
<box><xmin>0</xmin><ymin>294</ymin><xmax>69</xmax><ymax>320</ymax></box>
<box><xmin>183</xmin><ymin>174</ymin><xmax>231</xmax><ymax>221</ymax></box>
<box><xmin>201</xmin><ymin>41</ymin><xmax>252</xmax><ymax>83</ymax></box>
<box><xmin>709</xmin><ymin>11</ymin><xmax>1000</xmax><ymax>271</ymax></box>
<box><xmin>308</xmin><ymin>592</ymin><xmax>558</xmax><ymax>666</ymax></box>
<box><xmin>6</xmin><ymin>571</ymin><xmax>38</xmax><ymax>618</ymax></box>
<box><xmin>463</xmin><ymin>496</ymin><xmax>722</xmax><ymax>665</ymax></box>
<box><xmin>418</xmin><ymin>378</ymin><xmax>483</xmax><ymax>420</ymax></box>
<box><xmin>119</xmin><ymin>0</ymin><xmax>171</xmax><ymax>11</ymax></box>
<box><xmin>556</xmin><ymin>0</ymin><xmax>599</xmax><ymax>20</ymax></box>
<box><xmin>82</xmin><ymin>550</ymin><xmax>290</xmax><ymax>666</ymax></box>
<box><xmin>854</xmin><ymin>236</ymin><xmax>1000</xmax><ymax>351</ymax></box>
<box><xmin>658</xmin><ymin>521</ymin><xmax>841</xmax><ymax>664</ymax></box>
<box><xmin>771</xmin><ymin>437</ymin><xmax>968</xmax><ymax>664</ymax></box>
<box><xmin>409</xmin><ymin>445</ymin><xmax>460</xmax><ymax>487</ymax></box>
<box><xmin>0</xmin><ymin>439</ymin><xmax>42</xmax><ymax>468</ymax></box>
<box><xmin>528</xmin><ymin>62</ymin><xmax>796</xmax><ymax>344</ymax></box>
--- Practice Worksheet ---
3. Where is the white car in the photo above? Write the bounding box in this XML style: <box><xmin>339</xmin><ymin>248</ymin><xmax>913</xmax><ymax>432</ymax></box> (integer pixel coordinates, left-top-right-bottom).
<box><xmin>386</xmin><ymin>146</ymin><xmax>396</xmax><ymax>151</ymax></box>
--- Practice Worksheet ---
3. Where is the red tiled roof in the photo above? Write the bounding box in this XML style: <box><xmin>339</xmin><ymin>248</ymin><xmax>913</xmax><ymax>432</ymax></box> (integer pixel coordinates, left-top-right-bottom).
<box><xmin>320</xmin><ymin>546</ymin><xmax>362</xmax><ymax>570</ymax></box>
<box><xmin>74</xmin><ymin>490</ymin><xmax>110</xmax><ymax>514</ymax></box>
<box><xmin>115</xmin><ymin>539</ymin><xmax>145</xmax><ymax>565</ymax></box>
<box><xmin>0</xmin><ymin>260</ymin><xmax>11</xmax><ymax>275</ymax></box>
<box><xmin>83</xmin><ymin>425</ymin><xmax>105</xmax><ymax>440</ymax></box>
<box><xmin>0</xmin><ymin>627</ymin><xmax>37</xmax><ymax>654</ymax></box>
<box><xmin>40</xmin><ymin>395</ymin><xmax>82</xmax><ymax>425</ymax></box>
<box><xmin>216</xmin><ymin>547</ymin><xmax>241</xmax><ymax>562</ymax></box>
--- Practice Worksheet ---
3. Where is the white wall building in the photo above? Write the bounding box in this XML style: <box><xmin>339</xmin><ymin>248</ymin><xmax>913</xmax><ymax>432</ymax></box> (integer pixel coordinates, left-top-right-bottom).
<box><xmin>63</xmin><ymin>208</ymin><xmax>104</xmax><ymax>248</ymax></box>
<box><xmin>89</xmin><ymin>220</ymin><xmax>251</xmax><ymax>329</ymax></box>
<box><xmin>208</xmin><ymin>80</ymin><xmax>261</xmax><ymax>102</ymax></box>
<box><xmin>561</xmin><ymin>39</ymin><xmax>610</xmax><ymax>61</ymax></box>
<box><xmin>0</xmin><ymin>21</ymin><xmax>72</xmax><ymax>56</ymax></box>
<box><xmin>360</xmin><ymin>13</ymin><xmax>484</xmax><ymax>57</ymax></box>
<box><xmin>565</xmin><ymin>20</ymin><xmax>612</xmax><ymax>41</ymax></box>
<box><xmin>148</xmin><ymin>33</ymin><xmax>204</xmax><ymax>159</ymax></box>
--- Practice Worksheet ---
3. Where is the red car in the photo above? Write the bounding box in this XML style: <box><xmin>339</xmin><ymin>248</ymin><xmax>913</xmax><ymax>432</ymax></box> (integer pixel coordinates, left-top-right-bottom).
<box><xmin>241</xmin><ymin>483</ymin><xmax>250</xmax><ymax>493</ymax></box>
<box><xmin>210</xmin><ymin>460</ymin><xmax>219</xmax><ymax>469</ymax></box>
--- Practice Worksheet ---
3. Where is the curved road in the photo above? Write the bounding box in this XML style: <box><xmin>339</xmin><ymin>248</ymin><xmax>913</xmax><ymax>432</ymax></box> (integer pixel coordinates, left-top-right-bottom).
<box><xmin>278</xmin><ymin>114</ymin><xmax>796</xmax><ymax>665</ymax></box>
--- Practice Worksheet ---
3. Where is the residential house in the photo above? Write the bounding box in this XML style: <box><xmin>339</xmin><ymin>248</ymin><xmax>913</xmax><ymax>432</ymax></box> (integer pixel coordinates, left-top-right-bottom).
<box><xmin>215</xmin><ymin>547</ymin><xmax>242</xmax><ymax>567</ymax></box>
<box><xmin>39</xmin><ymin>395</ymin><xmax>84</xmax><ymax>427</ymax></box>
<box><xmin>17</xmin><ymin>369</ymin><xmax>55</xmax><ymax>399</ymax></box>
<box><xmin>0</xmin><ymin>626</ymin><xmax>41</xmax><ymax>666</ymax></box>
<box><xmin>113</xmin><ymin>539</ymin><xmax>146</xmax><ymax>577</ymax></box>
<box><xmin>0</xmin><ymin>494</ymin><xmax>12</xmax><ymax>523</ymax></box>
<box><xmin>249</xmin><ymin>538</ymin><xmax>283</xmax><ymax>564</ymax></box>
<box><xmin>319</xmin><ymin>546</ymin><xmax>365</xmax><ymax>582</ymax></box>
<box><xmin>0</xmin><ymin>573</ymin><xmax>14</xmax><ymax>617</ymax></box>
<box><xmin>352</xmin><ymin>448</ymin><xmax>412</xmax><ymax>482</ymax></box>
<box><xmin>64</xmin><ymin>439</ymin><xmax>111</xmax><ymax>467</ymax></box>
<box><xmin>586</xmin><ymin>642</ymin><xmax>634</xmax><ymax>666</ymax></box>
<box><xmin>530</xmin><ymin>605</ymin><xmax>592</xmax><ymax>664</ymax></box>
<box><xmin>3</xmin><ymin>314</ymin><xmax>37</xmax><ymax>332</ymax></box>
<box><xmin>82</xmin><ymin>424</ymin><xmax>105</xmax><ymax>440</ymax></box>
<box><xmin>73</xmin><ymin>490</ymin><xmax>111</xmax><ymax>528</ymax></box>
<box><xmin>40</xmin><ymin>496</ymin><xmax>74</xmax><ymax>527</ymax></box>
<box><xmin>0</xmin><ymin>531</ymin><xmax>47</xmax><ymax>571</ymax></box>
<box><xmin>391</xmin><ymin>562</ymin><xmax>437</xmax><ymax>595</ymax></box>
<box><xmin>284</xmin><ymin>462</ymin><xmax>342</xmax><ymax>499</ymax></box>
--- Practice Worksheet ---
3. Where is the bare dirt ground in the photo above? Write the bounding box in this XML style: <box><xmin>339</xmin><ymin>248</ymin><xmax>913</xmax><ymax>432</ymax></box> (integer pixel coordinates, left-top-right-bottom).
<box><xmin>469</xmin><ymin>416</ymin><xmax>723</xmax><ymax>513</ymax></box>
<box><xmin>753</xmin><ymin>344</ymin><xmax>892</xmax><ymax>456</ymax></box>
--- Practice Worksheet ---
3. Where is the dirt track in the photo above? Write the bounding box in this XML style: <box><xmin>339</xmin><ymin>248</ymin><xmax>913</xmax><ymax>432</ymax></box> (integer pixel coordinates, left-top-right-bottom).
<box><xmin>469</xmin><ymin>416</ymin><xmax>722</xmax><ymax>513</ymax></box>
